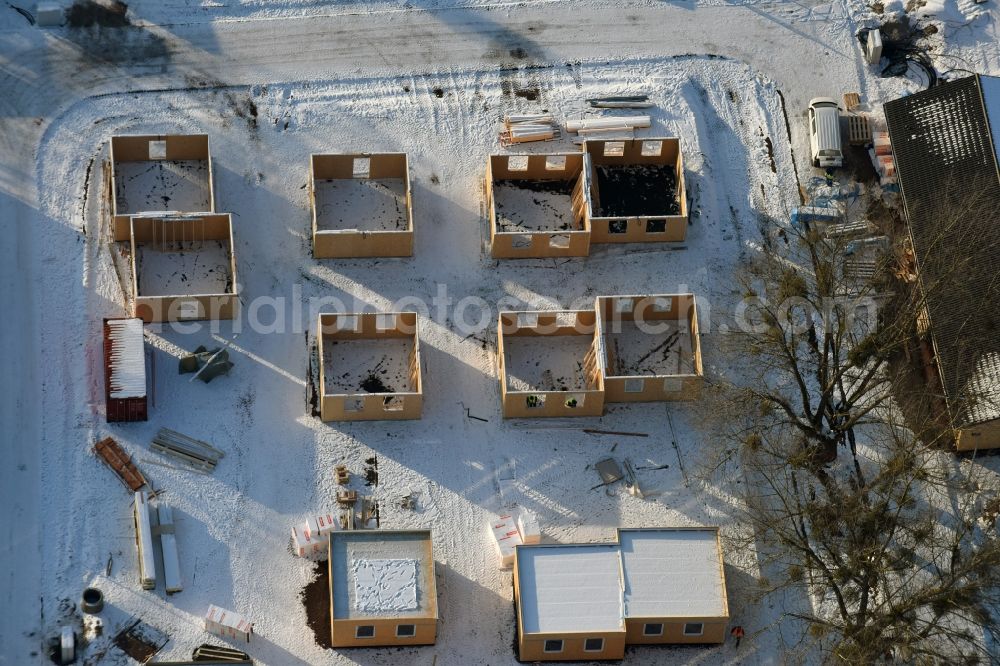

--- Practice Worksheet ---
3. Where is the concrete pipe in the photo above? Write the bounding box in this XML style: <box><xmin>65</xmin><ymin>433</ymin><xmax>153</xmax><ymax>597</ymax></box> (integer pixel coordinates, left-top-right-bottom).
<box><xmin>81</xmin><ymin>587</ymin><xmax>104</xmax><ymax>614</ymax></box>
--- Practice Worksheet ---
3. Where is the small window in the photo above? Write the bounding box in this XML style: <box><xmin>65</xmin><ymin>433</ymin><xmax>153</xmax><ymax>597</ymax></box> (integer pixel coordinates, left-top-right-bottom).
<box><xmin>652</xmin><ymin>297</ymin><xmax>672</xmax><ymax>313</ymax></box>
<box><xmin>148</xmin><ymin>140</ymin><xmax>167</xmax><ymax>160</ymax></box>
<box><xmin>645</xmin><ymin>218</ymin><xmax>667</xmax><ymax>233</ymax></box>
<box><xmin>624</xmin><ymin>378</ymin><xmax>645</xmax><ymax>393</ymax></box>
<box><xmin>526</xmin><ymin>394</ymin><xmax>545</xmax><ymax>409</ymax></box>
<box><xmin>517</xmin><ymin>312</ymin><xmax>538</xmax><ymax>327</ymax></box>
<box><xmin>543</xmin><ymin>639</ymin><xmax>563</xmax><ymax>653</ymax></box>
<box><xmin>355</xmin><ymin>625</ymin><xmax>375</xmax><ymax>638</ymax></box>
<box><xmin>683</xmin><ymin>622</ymin><xmax>704</xmax><ymax>636</ymax></box>
<box><xmin>375</xmin><ymin>313</ymin><xmax>396</xmax><ymax>331</ymax></box>
<box><xmin>396</xmin><ymin>624</ymin><xmax>416</xmax><ymax>637</ymax></box>
<box><xmin>615</xmin><ymin>298</ymin><xmax>633</xmax><ymax>313</ymax></box>
<box><xmin>584</xmin><ymin>637</ymin><xmax>604</xmax><ymax>652</ymax></box>
<box><xmin>511</xmin><ymin>234</ymin><xmax>532</xmax><ymax>249</ymax></box>
<box><xmin>643</xmin><ymin>623</ymin><xmax>664</xmax><ymax>636</ymax></box>
<box><xmin>545</xmin><ymin>155</ymin><xmax>567</xmax><ymax>171</ymax></box>
<box><xmin>641</xmin><ymin>140</ymin><xmax>663</xmax><ymax>156</ymax></box>
<box><xmin>507</xmin><ymin>155</ymin><xmax>529</xmax><ymax>171</ymax></box>
<box><xmin>352</xmin><ymin>157</ymin><xmax>370</xmax><ymax>178</ymax></box>
<box><xmin>344</xmin><ymin>398</ymin><xmax>365</xmax><ymax>412</ymax></box>
<box><xmin>336</xmin><ymin>315</ymin><xmax>359</xmax><ymax>332</ymax></box>
<box><xmin>177</xmin><ymin>300</ymin><xmax>202</xmax><ymax>319</ymax></box>
<box><xmin>549</xmin><ymin>233</ymin><xmax>570</xmax><ymax>249</ymax></box>
<box><xmin>607</xmin><ymin>219</ymin><xmax>627</xmax><ymax>234</ymax></box>
<box><xmin>383</xmin><ymin>395</ymin><xmax>403</xmax><ymax>411</ymax></box>
<box><xmin>603</xmin><ymin>141</ymin><xmax>625</xmax><ymax>157</ymax></box>
<box><xmin>663</xmin><ymin>378</ymin><xmax>683</xmax><ymax>392</ymax></box>
<box><xmin>564</xmin><ymin>394</ymin><xmax>584</xmax><ymax>409</ymax></box>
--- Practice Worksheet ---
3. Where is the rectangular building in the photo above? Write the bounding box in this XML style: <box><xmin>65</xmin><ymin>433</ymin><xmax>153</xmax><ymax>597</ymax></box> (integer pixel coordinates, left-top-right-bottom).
<box><xmin>328</xmin><ymin>530</ymin><xmax>438</xmax><ymax>647</ymax></box>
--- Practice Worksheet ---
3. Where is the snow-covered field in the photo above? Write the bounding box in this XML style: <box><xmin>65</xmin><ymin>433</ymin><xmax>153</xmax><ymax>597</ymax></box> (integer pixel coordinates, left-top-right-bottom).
<box><xmin>1</xmin><ymin>0</ymin><xmax>998</xmax><ymax>664</ymax></box>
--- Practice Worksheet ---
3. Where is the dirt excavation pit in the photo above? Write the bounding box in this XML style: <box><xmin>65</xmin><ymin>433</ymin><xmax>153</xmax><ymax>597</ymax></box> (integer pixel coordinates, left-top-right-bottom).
<box><xmin>504</xmin><ymin>336</ymin><xmax>593</xmax><ymax>392</ymax></box>
<box><xmin>595</xmin><ymin>164</ymin><xmax>679</xmax><ymax>218</ymax></box>
<box><xmin>301</xmin><ymin>561</ymin><xmax>333</xmax><ymax>650</ymax></box>
<box><xmin>314</xmin><ymin>177</ymin><xmax>408</xmax><ymax>232</ymax></box>
<box><xmin>605</xmin><ymin>319</ymin><xmax>695</xmax><ymax>376</ymax></box>
<box><xmin>493</xmin><ymin>179</ymin><xmax>578</xmax><ymax>232</ymax></box>
<box><xmin>114</xmin><ymin>160</ymin><xmax>212</xmax><ymax>215</ymax></box>
<box><xmin>323</xmin><ymin>339</ymin><xmax>414</xmax><ymax>394</ymax></box>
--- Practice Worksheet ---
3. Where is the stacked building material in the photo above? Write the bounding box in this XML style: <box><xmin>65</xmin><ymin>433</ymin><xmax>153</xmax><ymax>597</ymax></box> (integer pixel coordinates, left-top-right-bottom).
<box><xmin>150</xmin><ymin>428</ymin><xmax>224</xmax><ymax>474</ymax></box>
<box><xmin>204</xmin><ymin>606</ymin><xmax>253</xmax><ymax>643</ymax></box>
<box><xmin>134</xmin><ymin>491</ymin><xmax>156</xmax><ymax>590</ymax></box>
<box><xmin>291</xmin><ymin>512</ymin><xmax>338</xmax><ymax>560</ymax></box>
<box><xmin>490</xmin><ymin>514</ymin><xmax>522</xmax><ymax>568</ymax></box>
<box><xmin>94</xmin><ymin>437</ymin><xmax>147</xmax><ymax>491</ymax></box>
<box><xmin>516</xmin><ymin>510</ymin><xmax>541</xmax><ymax>544</ymax></box>
<box><xmin>566</xmin><ymin>115</ymin><xmax>651</xmax><ymax>133</ymax></box>
<box><xmin>500</xmin><ymin>114</ymin><xmax>559</xmax><ymax>145</ymax></box>
<box><xmin>870</xmin><ymin>131</ymin><xmax>896</xmax><ymax>181</ymax></box>
<box><xmin>156</xmin><ymin>505</ymin><xmax>183</xmax><ymax>594</ymax></box>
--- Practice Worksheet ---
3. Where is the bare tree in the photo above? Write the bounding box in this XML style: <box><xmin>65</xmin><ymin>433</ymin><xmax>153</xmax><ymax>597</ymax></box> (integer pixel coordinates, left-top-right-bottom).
<box><xmin>704</xmin><ymin>189</ymin><xmax>1000</xmax><ymax>662</ymax></box>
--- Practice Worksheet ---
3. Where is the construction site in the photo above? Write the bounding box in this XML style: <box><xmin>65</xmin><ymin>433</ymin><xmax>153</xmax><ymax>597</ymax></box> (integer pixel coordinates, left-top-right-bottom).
<box><xmin>5</xmin><ymin>1</ymin><xmax>1000</xmax><ymax>665</ymax></box>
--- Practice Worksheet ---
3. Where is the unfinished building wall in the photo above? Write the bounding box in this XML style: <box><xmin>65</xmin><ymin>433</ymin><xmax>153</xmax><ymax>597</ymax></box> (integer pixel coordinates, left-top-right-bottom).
<box><xmin>486</xmin><ymin>153</ymin><xmax>592</xmax><ymax>258</ymax></box>
<box><xmin>317</xmin><ymin>312</ymin><xmax>423</xmax><ymax>421</ymax></box>
<box><xmin>109</xmin><ymin>134</ymin><xmax>215</xmax><ymax>241</ymax></box>
<box><xmin>585</xmin><ymin>139</ymin><xmax>687</xmax><ymax>244</ymax></box>
<box><xmin>498</xmin><ymin>311</ymin><xmax>604</xmax><ymax>418</ymax></box>
<box><xmin>311</xmin><ymin>154</ymin><xmax>414</xmax><ymax>258</ymax></box>
<box><xmin>127</xmin><ymin>214</ymin><xmax>238</xmax><ymax>323</ymax></box>
<box><xmin>596</xmin><ymin>294</ymin><xmax>703</xmax><ymax>402</ymax></box>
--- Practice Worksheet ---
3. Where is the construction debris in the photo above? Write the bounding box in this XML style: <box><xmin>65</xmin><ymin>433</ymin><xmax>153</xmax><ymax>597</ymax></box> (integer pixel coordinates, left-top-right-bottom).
<box><xmin>623</xmin><ymin>459</ymin><xmax>645</xmax><ymax>499</ymax></box>
<box><xmin>595</xmin><ymin>458</ymin><xmax>624</xmax><ymax>486</ymax></box>
<box><xmin>336</xmin><ymin>489</ymin><xmax>358</xmax><ymax>506</ymax></box>
<box><xmin>94</xmin><ymin>437</ymin><xmax>148</xmax><ymax>492</ymax></box>
<box><xmin>113</xmin><ymin>619</ymin><xmax>168</xmax><ymax>664</ymax></box>
<box><xmin>499</xmin><ymin>114</ymin><xmax>559</xmax><ymax>145</ymax></box>
<box><xmin>583</xmin><ymin>428</ymin><xmax>649</xmax><ymax>438</ymax></box>
<box><xmin>179</xmin><ymin>345</ymin><xmax>234</xmax><ymax>383</ymax></box>
<box><xmin>193</xmin><ymin>643</ymin><xmax>252</xmax><ymax>662</ymax></box>
<box><xmin>150</xmin><ymin>428</ymin><xmax>224</xmax><ymax>474</ymax></box>
<box><xmin>587</xmin><ymin>95</ymin><xmax>653</xmax><ymax>109</ymax></box>
<box><xmin>334</xmin><ymin>464</ymin><xmax>349</xmax><ymax>485</ymax></box>
<box><xmin>81</xmin><ymin>587</ymin><xmax>104</xmax><ymax>614</ymax></box>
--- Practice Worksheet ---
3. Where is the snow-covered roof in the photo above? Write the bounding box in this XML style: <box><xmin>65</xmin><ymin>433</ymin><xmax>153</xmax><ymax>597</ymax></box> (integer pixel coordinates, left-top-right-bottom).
<box><xmin>619</xmin><ymin>528</ymin><xmax>727</xmax><ymax>619</ymax></box>
<box><xmin>329</xmin><ymin>530</ymin><xmax>436</xmax><ymax>620</ymax></box>
<box><xmin>516</xmin><ymin>544</ymin><xmax>624</xmax><ymax>635</ymax></box>
<box><xmin>106</xmin><ymin>318</ymin><xmax>146</xmax><ymax>399</ymax></box>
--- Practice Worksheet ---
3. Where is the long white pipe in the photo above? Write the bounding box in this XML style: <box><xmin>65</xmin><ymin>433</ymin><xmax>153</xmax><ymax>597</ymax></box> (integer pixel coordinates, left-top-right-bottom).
<box><xmin>566</xmin><ymin>115</ymin><xmax>651</xmax><ymax>132</ymax></box>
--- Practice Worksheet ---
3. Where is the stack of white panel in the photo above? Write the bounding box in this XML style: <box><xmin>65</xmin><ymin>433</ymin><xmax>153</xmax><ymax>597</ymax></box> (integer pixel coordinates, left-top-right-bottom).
<box><xmin>516</xmin><ymin>510</ymin><xmax>542</xmax><ymax>544</ymax></box>
<box><xmin>490</xmin><ymin>514</ymin><xmax>523</xmax><ymax>568</ymax></box>
<box><xmin>134</xmin><ymin>491</ymin><xmax>156</xmax><ymax>590</ymax></box>
<box><xmin>205</xmin><ymin>605</ymin><xmax>253</xmax><ymax>643</ymax></box>
<box><xmin>157</xmin><ymin>505</ymin><xmax>183</xmax><ymax>594</ymax></box>
<box><xmin>291</xmin><ymin>512</ymin><xmax>338</xmax><ymax>560</ymax></box>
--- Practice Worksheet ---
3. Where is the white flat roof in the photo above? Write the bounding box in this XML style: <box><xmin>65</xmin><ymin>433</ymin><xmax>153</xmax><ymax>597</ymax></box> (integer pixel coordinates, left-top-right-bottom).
<box><xmin>619</xmin><ymin>529</ymin><xmax>726</xmax><ymax>618</ymax></box>
<box><xmin>517</xmin><ymin>544</ymin><xmax>624</xmax><ymax>635</ymax></box>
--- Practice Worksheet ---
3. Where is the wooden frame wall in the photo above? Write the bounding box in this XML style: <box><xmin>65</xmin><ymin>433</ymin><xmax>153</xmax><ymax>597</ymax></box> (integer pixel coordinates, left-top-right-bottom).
<box><xmin>127</xmin><ymin>213</ymin><xmax>238</xmax><ymax>323</ymax></box>
<box><xmin>595</xmin><ymin>294</ymin><xmax>703</xmax><ymax>402</ymax></box>
<box><xmin>497</xmin><ymin>311</ymin><xmax>604</xmax><ymax>418</ymax></box>
<box><xmin>584</xmin><ymin>138</ymin><xmax>688</xmax><ymax>244</ymax></box>
<box><xmin>328</xmin><ymin>530</ymin><xmax>438</xmax><ymax>648</ymax></box>
<box><xmin>109</xmin><ymin>134</ymin><xmax>215</xmax><ymax>242</ymax></box>
<box><xmin>311</xmin><ymin>153</ymin><xmax>414</xmax><ymax>258</ymax></box>
<box><xmin>486</xmin><ymin>153</ymin><xmax>592</xmax><ymax>258</ymax></box>
<box><xmin>317</xmin><ymin>312</ymin><xmax>423</xmax><ymax>421</ymax></box>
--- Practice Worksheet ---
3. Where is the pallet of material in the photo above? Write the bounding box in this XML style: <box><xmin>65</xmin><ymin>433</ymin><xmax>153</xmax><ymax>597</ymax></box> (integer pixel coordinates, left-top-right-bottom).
<box><xmin>94</xmin><ymin>437</ymin><xmax>147</xmax><ymax>491</ymax></box>
<box><xmin>150</xmin><ymin>428</ymin><xmax>224</xmax><ymax>473</ymax></box>
<box><xmin>846</xmin><ymin>114</ymin><xmax>872</xmax><ymax>146</ymax></box>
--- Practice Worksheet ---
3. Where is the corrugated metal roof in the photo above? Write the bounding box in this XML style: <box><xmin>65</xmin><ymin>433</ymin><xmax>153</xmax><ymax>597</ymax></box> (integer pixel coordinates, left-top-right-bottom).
<box><xmin>885</xmin><ymin>75</ymin><xmax>1000</xmax><ymax>427</ymax></box>
<box><xmin>107</xmin><ymin>318</ymin><xmax>146</xmax><ymax>399</ymax></box>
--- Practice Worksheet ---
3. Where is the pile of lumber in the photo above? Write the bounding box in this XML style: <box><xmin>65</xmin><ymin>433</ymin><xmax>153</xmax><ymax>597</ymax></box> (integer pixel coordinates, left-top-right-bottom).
<box><xmin>150</xmin><ymin>428</ymin><xmax>224</xmax><ymax>474</ymax></box>
<box><xmin>499</xmin><ymin>114</ymin><xmax>559</xmax><ymax>145</ymax></box>
<box><xmin>94</xmin><ymin>437</ymin><xmax>147</xmax><ymax>491</ymax></box>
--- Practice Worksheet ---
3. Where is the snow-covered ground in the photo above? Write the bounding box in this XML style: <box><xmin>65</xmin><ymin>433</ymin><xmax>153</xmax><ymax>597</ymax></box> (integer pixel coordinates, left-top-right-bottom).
<box><xmin>1</xmin><ymin>0</ymin><xmax>998</xmax><ymax>664</ymax></box>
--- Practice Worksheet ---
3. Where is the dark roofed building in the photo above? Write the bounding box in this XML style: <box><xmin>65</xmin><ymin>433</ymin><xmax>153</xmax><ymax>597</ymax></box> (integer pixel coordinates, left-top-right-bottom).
<box><xmin>885</xmin><ymin>75</ymin><xmax>1000</xmax><ymax>451</ymax></box>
